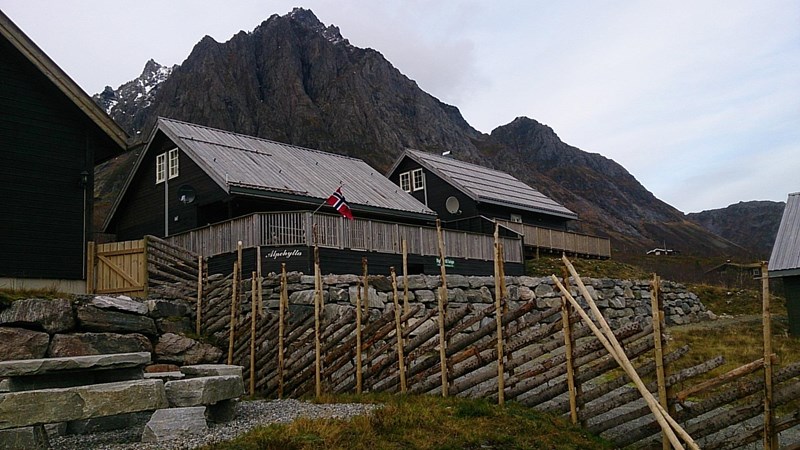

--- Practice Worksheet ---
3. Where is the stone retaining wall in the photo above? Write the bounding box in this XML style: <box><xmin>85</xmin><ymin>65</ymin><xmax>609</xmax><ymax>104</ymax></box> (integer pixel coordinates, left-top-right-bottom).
<box><xmin>0</xmin><ymin>296</ymin><xmax>220</xmax><ymax>364</ymax></box>
<box><xmin>0</xmin><ymin>273</ymin><xmax>711</xmax><ymax>364</ymax></box>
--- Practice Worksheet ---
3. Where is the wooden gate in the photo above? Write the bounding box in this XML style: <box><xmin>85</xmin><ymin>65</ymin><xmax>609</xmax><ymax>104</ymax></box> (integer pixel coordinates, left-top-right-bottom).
<box><xmin>87</xmin><ymin>239</ymin><xmax>147</xmax><ymax>297</ymax></box>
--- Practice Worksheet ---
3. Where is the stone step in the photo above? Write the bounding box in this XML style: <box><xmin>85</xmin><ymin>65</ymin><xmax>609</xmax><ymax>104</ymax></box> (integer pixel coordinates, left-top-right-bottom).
<box><xmin>0</xmin><ymin>379</ymin><xmax>168</xmax><ymax>430</ymax></box>
<box><xmin>0</xmin><ymin>352</ymin><xmax>151</xmax><ymax>377</ymax></box>
<box><xmin>164</xmin><ymin>375</ymin><xmax>244</xmax><ymax>407</ymax></box>
<box><xmin>141</xmin><ymin>407</ymin><xmax>207</xmax><ymax>443</ymax></box>
<box><xmin>180</xmin><ymin>364</ymin><xmax>243</xmax><ymax>378</ymax></box>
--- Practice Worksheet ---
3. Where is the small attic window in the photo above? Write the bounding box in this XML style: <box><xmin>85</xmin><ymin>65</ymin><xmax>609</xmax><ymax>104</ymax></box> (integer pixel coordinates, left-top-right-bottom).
<box><xmin>399</xmin><ymin>172</ymin><xmax>411</xmax><ymax>192</ymax></box>
<box><xmin>411</xmin><ymin>168</ymin><xmax>424</xmax><ymax>191</ymax></box>
<box><xmin>155</xmin><ymin>153</ymin><xmax>166</xmax><ymax>184</ymax></box>
<box><xmin>168</xmin><ymin>148</ymin><xmax>179</xmax><ymax>179</ymax></box>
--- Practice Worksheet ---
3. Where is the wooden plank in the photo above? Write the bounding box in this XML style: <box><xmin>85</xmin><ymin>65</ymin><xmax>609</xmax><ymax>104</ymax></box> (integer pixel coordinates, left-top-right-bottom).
<box><xmin>86</xmin><ymin>241</ymin><xmax>95</xmax><ymax>293</ymax></box>
<box><xmin>97</xmin><ymin>254</ymin><xmax>141</xmax><ymax>288</ymax></box>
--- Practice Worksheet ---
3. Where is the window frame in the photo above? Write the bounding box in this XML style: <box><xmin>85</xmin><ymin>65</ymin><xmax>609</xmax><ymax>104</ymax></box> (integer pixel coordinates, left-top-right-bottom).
<box><xmin>168</xmin><ymin>148</ymin><xmax>179</xmax><ymax>179</ymax></box>
<box><xmin>411</xmin><ymin>168</ymin><xmax>424</xmax><ymax>191</ymax></box>
<box><xmin>399</xmin><ymin>171</ymin><xmax>411</xmax><ymax>192</ymax></box>
<box><xmin>155</xmin><ymin>153</ymin><xmax>166</xmax><ymax>184</ymax></box>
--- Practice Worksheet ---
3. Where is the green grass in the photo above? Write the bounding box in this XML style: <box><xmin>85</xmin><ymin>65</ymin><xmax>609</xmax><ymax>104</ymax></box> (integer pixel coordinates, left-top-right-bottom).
<box><xmin>0</xmin><ymin>287</ymin><xmax>70</xmax><ymax>307</ymax></box>
<box><xmin>526</xmin><ymin>256</ymin><xmax>649</xmax><ymax>280</ymax></box>
<box><xmin>200</xmin><ymin>394</ymin><xmax>611</xmax><ymax>450</ymax></box>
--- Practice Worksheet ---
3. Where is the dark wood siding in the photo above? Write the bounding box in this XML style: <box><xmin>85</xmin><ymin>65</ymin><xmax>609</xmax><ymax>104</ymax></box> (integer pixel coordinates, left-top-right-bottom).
<box><xmin>785</xmin><ymin>276</ymin><xmax>800</xmax><ymax>336</ymax></box>
<box><xmin>0</xmin><ymin>37</ymin><xmax>116</xmax><ymax>279</ymax></box>
<box><xmin>112</xmin><ymin>132</ymin><xmax>229</xmax><ymax>240</ymax></box>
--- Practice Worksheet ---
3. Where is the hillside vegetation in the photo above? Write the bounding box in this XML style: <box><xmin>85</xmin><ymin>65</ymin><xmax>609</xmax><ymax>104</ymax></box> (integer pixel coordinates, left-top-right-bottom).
<box><xmin>201</xmin><ymin>394</ymin><xmax>610</xmax><ymax>450</ymax></box>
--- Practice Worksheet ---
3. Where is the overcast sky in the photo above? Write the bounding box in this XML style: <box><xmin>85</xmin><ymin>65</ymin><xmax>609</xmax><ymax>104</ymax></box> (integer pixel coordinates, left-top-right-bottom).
<box><xmin>2</xmin><ymin>1</ymin><xmax>798</xmax><ymax>213</ymax></box>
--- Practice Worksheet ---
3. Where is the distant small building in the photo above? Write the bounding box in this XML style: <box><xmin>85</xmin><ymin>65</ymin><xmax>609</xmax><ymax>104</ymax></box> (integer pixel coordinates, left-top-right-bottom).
<box><xmin>646</xmin><ymin>248</ymin><xmax>676</xmax><ymax>256</ymax></box>
<box><xmin>768</xmin><ymin>192</ymin><xmax>799</xmax><ymax>336</ymax></box>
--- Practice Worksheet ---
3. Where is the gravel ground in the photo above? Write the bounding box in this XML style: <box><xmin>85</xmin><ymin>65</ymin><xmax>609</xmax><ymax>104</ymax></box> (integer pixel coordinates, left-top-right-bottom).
<box><xmin>49</xmin><ymin>399</ymin><xmax>380</xmax><ymax>450</ymax></box>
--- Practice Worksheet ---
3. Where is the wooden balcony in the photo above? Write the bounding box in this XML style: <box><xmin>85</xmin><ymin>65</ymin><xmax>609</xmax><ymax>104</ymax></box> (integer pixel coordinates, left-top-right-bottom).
<box><xmin>495</xmin><ymin>220</ymin><xmax>611</xmax><ymax>258</ymax></box>
<box><xmin>168</xmin><ymin>211</ymin><xmax>524</xmax><ymax>263</ymax></box>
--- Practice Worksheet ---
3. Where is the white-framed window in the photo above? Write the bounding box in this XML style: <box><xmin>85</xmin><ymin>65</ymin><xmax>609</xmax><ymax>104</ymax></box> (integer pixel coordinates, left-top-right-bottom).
<box><xmin>411</xmin><ymin>168</ymin><xmax>424</xmax><ymax>191</ymax></box>
<box><xmin>155</xmin><ymin>153</ymin><xmax>166</xmax><ymax>184</ymax></box>
<box><xmin>399</xmin><ymin>171</ymin><xmax>411</xmax><ymax>192</ymax></box>
<box><xmin>168</xmin><ymin>148</ymin><xmax>179</xmax><ymax>179</ymax></box>
<box><xmin>510</xmin><ymin>213</ymin><xmax>522</xmax><ymax>223</ymax></box>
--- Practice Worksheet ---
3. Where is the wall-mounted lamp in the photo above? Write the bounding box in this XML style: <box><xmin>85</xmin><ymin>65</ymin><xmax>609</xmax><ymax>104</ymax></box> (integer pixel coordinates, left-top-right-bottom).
<box><xmin>79</xmin><ymin>170</ymin><xmax>90</xmax><ymax>188</ymax></box>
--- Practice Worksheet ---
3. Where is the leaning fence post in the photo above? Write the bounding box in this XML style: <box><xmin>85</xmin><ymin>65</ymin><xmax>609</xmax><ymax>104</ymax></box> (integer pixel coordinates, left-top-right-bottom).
<box><xmin>762</xmin><ymin>261</ymin><xmax>777</xmax><ymax>450</ymax></box>
<box><xmin>651</xmin><ymin>274</ymin><xmax>670</xmax><ymax>450</ymax></box>
<box><xmin>313</xmin><ymin>243</ymin><xmax>322</xmax><ymax>399</ymax></box>
<box><xmin>86</xmin><ymin>241</ymin><xmax>96</xmax><ymax>294</ymax></box>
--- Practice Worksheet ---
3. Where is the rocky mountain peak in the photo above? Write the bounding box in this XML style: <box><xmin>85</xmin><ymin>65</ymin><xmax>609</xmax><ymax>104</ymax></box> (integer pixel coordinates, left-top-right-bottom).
<box><xmin>286</xmin><ymin>7</ymin><xmax>349</xmax><ymax>45</ymax></box>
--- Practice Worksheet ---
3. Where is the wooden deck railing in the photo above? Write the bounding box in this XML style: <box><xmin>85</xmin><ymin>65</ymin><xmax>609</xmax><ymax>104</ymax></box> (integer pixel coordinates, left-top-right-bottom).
<box><xmin>168</xmin><ymin>211</ymin><xmax>524</xmax><ymax>263</ymax></box>
<box><xmin>496</xmin><ymin>220</ymin><xmax>611</xmax><ymax>258</ymax></box>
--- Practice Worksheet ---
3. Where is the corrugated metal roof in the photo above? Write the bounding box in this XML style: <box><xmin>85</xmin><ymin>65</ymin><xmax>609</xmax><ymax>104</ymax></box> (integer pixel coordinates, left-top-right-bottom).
<box><xmin>400</xmin><ymin>149</ymin><xmax>577</xmax><ymax>220</ymax></box>
<box><xmin>158</xmin><ymin>118</ymin><xmax>435</xmax><ymax>217</ymax></box>
<box><xmin>769</xmin><ymin>192</ymin><xmax>800</xmax><ymax>275</ymax></box>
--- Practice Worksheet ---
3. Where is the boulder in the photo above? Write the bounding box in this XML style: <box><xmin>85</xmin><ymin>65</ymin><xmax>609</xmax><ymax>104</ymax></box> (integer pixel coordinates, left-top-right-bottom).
<box><xmin>90</xmin><ymin>296</ymin><xmax>148</xmax><ymax>315</ymax></box>
<box><xmin>289</xmin><ymin>290</ymin><xmax>328</xmax><ymax>305</ymax></box>
<box><xmin>0</xmin><ymin>352</ymin><xmax>151</xmax><ymax>378</ymax></box>
<box><xmin>48</xmin><ymin>332</ymin><xmax>152</xmax><ymax>357</ymax></box>
<box><xmin>164</xmin><ymin>375</ymin><xmax>244</xmax><ymax>407</ymax></box>
<box><xmin>180</xmin><ymin>364</ymin><xmax>244</xmax><ymax>378</ymax></box>
<box><xmin>0</xmin><ymin>425</ymin><xmax>49</xmax><ymax>449</ymax></box>
<box><xmin>0</xmin><ymin>298</ymin><xmax>75</xmax><ymax>333</ymax></box>
<box><xmin>145</xmin><ymin>299</ymin><xmax>191</xmax><ymax>318</ymax></box>
<box><xmin>0</xmin><ymin>327</ymin><xmax>49</xmax><ymax>361</ymax></box>
<box><xmin>445</xmin><ymin>274</ymin><xmax>469</xmax><ymax>288</ymax></box>
<box><xmin>347</xmin><ymin>286</ymin><xmax>384</xmax><ymax>309</ymax></box>
<box><xmin>398</xmin><ymin>275</ymin><xmax>428</xmax><ymax>290</ymax></box>
<box><xmin>155</xmin><ymin>333</ymin><xmax>223</xmax><ymax>365</ymax></box>
<box><xmin>141</xmin><ymin>407</ymin><xmax>207</xmax><ymax>443</ymax></box>
<box><xmin>207</xmin><ymin>399</ymin><xmax>237</xmax><ymax>423</ymax></box>
<box><xmin>66</xmin><ymin>411</ymin><xmax>150</xmax><ymax>434</ymax></box>
<box><xmin>155</xmin><ymin>317</ymin><xmax>193</xmax><ymax>335</ymax></box>
<box><xmin>77</xmin><ymin>306</ymin><xmax>157</xmax><ymax>336</ymax></box>
<box><xmin>0</xmin><ymin>379</ymin><xmax>168</xmax><ymax>429</ymax></box>
<box><xmin>367</xmin><ymin>275</ymin><xmax>392</xmax><ymax>291</ymax></box>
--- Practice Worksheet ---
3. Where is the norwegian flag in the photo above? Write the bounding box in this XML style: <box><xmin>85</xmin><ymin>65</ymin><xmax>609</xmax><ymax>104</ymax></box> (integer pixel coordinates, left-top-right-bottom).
<box><xmin>326</xmin><ymin>187</ymin><xmax>354</xmax><ymax>220</ymax></box>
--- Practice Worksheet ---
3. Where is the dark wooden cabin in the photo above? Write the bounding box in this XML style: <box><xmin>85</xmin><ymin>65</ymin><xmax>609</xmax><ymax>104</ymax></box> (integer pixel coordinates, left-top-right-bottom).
<box><xmin>387</xmin><ymin>149</ymin><xmax>611</xmax><ymax>258</ymax></box>
<box><xmin>0</xmin><ymin>11</ymin><xmax>128</xmax><ymax>290</ymax></box>
<box><xmin>103</xmin><ymin>118</ymin><xmax>525</xmax><ymax>275</ymax></box>
<box><xmin>769</xmin><ymin>192</ymin><xmax>800</xmax><ymax>336</ymax></box>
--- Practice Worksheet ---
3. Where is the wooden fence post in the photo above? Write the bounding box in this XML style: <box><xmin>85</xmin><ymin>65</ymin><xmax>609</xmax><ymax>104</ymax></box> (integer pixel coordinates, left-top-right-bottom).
<box><xmin>278</xmin><ymin>263</ymin><xmax>287</xmax><ymax>399</ymax></box>
<box><xmin>257</xmin><ymin>247</ymin><xmax>263</xmax><ymax>315</ymax></box>
<box><xmin>196</xmin><ymin>255</ymin><xmax>203</xmax><ymax>335</ymax></box>
<box><xmin>356</xmin><ymin>280</ymin><xmax>363</xmax><ymax>394</ymax></box>
<box><xmin>227</xmin><ymin>262</ymin><xmax>238</xmax><ymax>365</ymax></box>
<box><xmin>762</xmin><ymin>261</ymin><xmax>777</xmax><ymax>450</ymax></box>
<box><xmin>250</xmin><ymin>271</ymin><xmax>257</xmax><ymax>396</ymax></box>
<box><xmin>651</xmin><ymin>274</ymin><xmax>670</xmax><ymax>450</ymax></box>
<box><xmin>402</xmin><ymin>239</ymin><xmax>410</xmax><ymax>318</ymax></box>
<box><xmin>436</xmin><ymin>219</ymin><xmax>449</xmax><ymax>397</ymax></box>
<box><xmin>561</xmin><ymin>265</ymin><xmax>579</xmax><ymax>424</ymax></box>
<box><xmin>314</xmin><ymin>244</ymin><xmax>322</xmax><ymax>399</ymax></box>
<box><xmin>494</xmin><ymin>224</ymin><xmax>505</xmax><ymax>405</ymax></box>
<box><xmin>391</xmin><ymin>267</ymin><xmax>407</xmax><ymax>393</ymax></box>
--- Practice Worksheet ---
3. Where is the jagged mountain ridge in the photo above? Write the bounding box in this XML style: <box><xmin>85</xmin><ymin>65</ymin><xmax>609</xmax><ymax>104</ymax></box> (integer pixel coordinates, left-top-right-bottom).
<box><xmin>94</xmin><ymin>8</ymin><xmax>749</xmax><ymax>257</ymax></box>
<box><xmin>687</xmin><ymin>201</ymin><xmax>786</xmax><ymax>259</ymax></box>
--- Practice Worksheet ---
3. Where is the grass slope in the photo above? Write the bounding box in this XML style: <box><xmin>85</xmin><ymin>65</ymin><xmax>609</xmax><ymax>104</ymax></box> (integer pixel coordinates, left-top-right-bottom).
<box><xmin>201</xmin><ymin>394</ymin><xmax>611</xmax><ymax>450</ymax></box>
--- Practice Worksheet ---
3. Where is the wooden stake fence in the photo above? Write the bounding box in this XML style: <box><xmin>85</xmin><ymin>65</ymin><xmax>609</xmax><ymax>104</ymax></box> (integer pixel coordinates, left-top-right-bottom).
<box><xmin>227</xmin><ymin>261</ymin><xmax>238</xmax><ymax>365</ymax></box>
<box><xmin>762</xmin><ymin>261</ymin><xmax>777</xmax><ymax>450</ymax></box>
<box><xmin>250</xmin><ymin>271</ymin><xmax>257</xmax><ymax>395</ymax></box>
<box><xmin>555</xmin><ymin>256</ymin><xmax>698</xmax><ymax>450</ymax></box>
